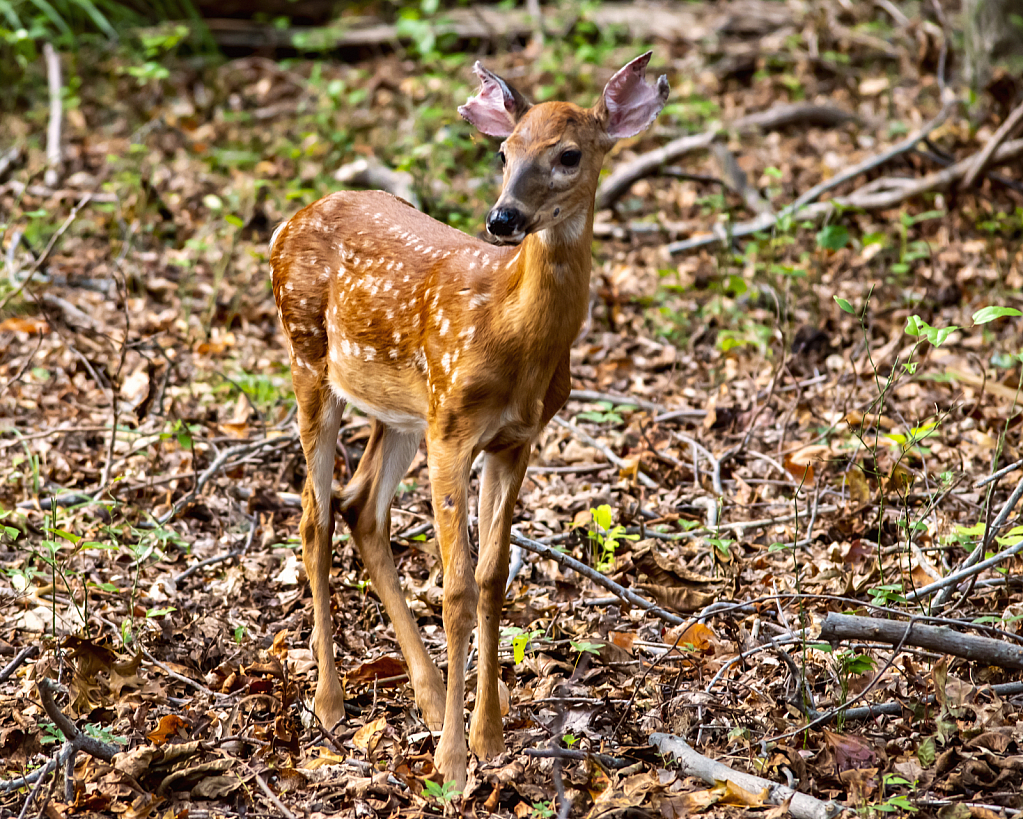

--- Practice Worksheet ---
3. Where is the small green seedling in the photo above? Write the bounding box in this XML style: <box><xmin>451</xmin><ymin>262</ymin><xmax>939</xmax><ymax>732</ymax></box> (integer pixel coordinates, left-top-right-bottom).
<box><xmin>588</xmin><ymin>504</ymin><xmax>638</xmax><ymax>573</ymax></box>
<box><xmin>422</xmin><ymin>779</ymin><xmax>462</xmax><ymax>803</ymax></box>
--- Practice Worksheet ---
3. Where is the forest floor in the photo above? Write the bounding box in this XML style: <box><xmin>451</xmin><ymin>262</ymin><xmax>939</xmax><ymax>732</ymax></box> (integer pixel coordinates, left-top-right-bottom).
<box><xmin>3</xmin><ymin>1</ymin><xmax>1023</xmax><ymax>817</ymax></box>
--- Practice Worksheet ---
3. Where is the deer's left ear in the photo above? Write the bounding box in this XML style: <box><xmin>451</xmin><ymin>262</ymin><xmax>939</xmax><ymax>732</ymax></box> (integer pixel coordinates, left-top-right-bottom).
<box><xmin>458</xmin><ymin>62</ymin><xmax>533</xmax><ymax>138</ymax></box>
<box><xmin>594</xmin><ymin>52</ymin><xmax>670</xmax><ymax>140</ymax></box>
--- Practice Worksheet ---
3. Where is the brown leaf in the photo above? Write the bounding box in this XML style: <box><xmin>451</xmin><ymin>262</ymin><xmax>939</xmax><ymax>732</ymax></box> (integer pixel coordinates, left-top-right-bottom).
<box><xmin>844</xmin><ymin>468</ymin><xmax>871</xmax><ymax>505</ymax></box>
<box><xmin>191</xmin><ymin>776</ymin><xmax>242</xmax><ymax>799</ymax></box>
<box><xmin>824</xmin><ymin>728</ymin><xmax>878</xmax><ymax>771</ymax></box>
<box><xmin>0</xmin><ymin>315</ymin><xmax>50</xmax><ymax>334</ymax></box>
<box><xmin>637</xmin><ymin>582</ymin><xmax>717</xmax><ymax>614</ymax></box>
<box><xmin>148</xmin><ymin>714</ymin><xmax>189</xmax><ymax>746</ymax></box>
<box><xmin>353</xmin><ymin>716</ymin><xmax>388</xmax><ymax>751</ymax></box>
<box><xmin>663</xmin><ymin>622</ymin><xmax>716</xmax><ymax>652</ymax></box>
<box><xmin>719</xmin><ymin>779</ymin><xmax>767</xmax><ymax>807</ymax></box>
<box><xmin>346</xmin><ymin>655</ymin><xmax>408</xmax><ymax>687</ymax></box>
<box><xmin>632</xmin><ymin>543</ymin><xmax>717</xmax><ymax>587</ymax></box>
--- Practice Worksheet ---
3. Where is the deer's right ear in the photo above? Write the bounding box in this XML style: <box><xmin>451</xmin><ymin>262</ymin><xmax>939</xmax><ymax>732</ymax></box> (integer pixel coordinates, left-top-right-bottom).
<box><xmin>458</xmin><ymin>62</ymin><xmax>532</xmax><ymax>138</ymax></box>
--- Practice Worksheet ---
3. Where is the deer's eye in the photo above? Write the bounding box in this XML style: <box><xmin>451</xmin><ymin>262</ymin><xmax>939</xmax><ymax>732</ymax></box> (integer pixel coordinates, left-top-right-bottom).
<box><xmin>560</xmin><ymin>149</ymin><xmax>582</xmax><ymax>167</ymax></box>
<box><xmin>498</xmin><ymin>151</ymin><xmax>506</xmax><ymax>165</ymax></box>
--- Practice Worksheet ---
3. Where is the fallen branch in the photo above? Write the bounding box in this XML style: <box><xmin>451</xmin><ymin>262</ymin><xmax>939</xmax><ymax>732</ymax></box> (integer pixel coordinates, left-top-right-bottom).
<box><xmin>173</xmin><ymin>514</ymin><xmax>258</xmax><ymax>584</ymax></box>
<box><xmin>334</xmin><ymin>157</ymin><xmax>420</xmax><ymax>210</ymax></box>
<box><xmin>0</xmin><ymin>180</ymin><xmax>118</xmax><ymax>203</ymax></box>
<box><xmin>197</xmin><ymin>4</ymin><xmax>791</xmax><ymax>52</ymax></box>
<box><xmin>788</xmin><ymin>102</ymin><xmax>954</xmax><ymax>214</ymax></box>
<box><xmin>0</xmin><ymin>145</ymin><xmax>22</xmax><ymax>182</ymax></box>
<box><xmin>976</xmin><ymin>458</ymin><xmax>1023</xmax><ymax>488</ymax></box>
<box><xmin>650</xmin><ymin>732</ymin><xmax>840</xmax><ymax>819</ymax></box>
<box><xmin>811</xmin><ymin>679</ymin><xmax>1023</xmax><ymax>724</ymax></box>
<box><xmin>666</xmin><ymin>134</ymin><xmax>1023</xmax><ymax>256</ymax></box>
<box><xmin>254</xmin><ymin>772</ymin><xmax>297</xmax><ymax>819</ymax></box>
<box><xmin>961</xmin><ymin>98</ymin><xmax>1023</xmax><ymax>189</ymax></box>
<box><xmin>0</xmin><ymin>645</ymin><xmax>39</xmax><ymax>683</ymax></box>
<box><xmin>43</xmin><ymin>44</ymin><xmax>63</xmax><ymax>188</ymax></box>
<box><xmin>596</xmin><ymin>102</ymin><xmax>856</xmax><ymax>210</ymax></box>
<box><xmin>33</xmin><ymin>677</ymin><xmax>118</xmax><ymax>802</ymax></box>
<box><xmin>818</xmin><ymin>613</ymin><xmax>1023</xmax><ymax>669</ymax></box>
<box><xmin>510</xmin><ymin>530</ymin><xmax>683</xmax><ymax>626</ymax></box>
<box><xmin>36</xmin><ymin>678</ymin><xmax>118</xmax><ymax>762</ymax></box>
<box><xmin>523</xmin><ymin>747</ymin><xmax>631</xmax><ymax>770</ymax></box>
<box><xmin>907</xmin><ymin>472</ymin><xmax>1023</xmax><ymax>604</ymax></box>
<box><xmin>0</xmin><ymin>193</ymin><xmax>93</xmax><ymax>313</ymax></box>
<box><xmin>552</xmin><ymin>415</ymin><xmax>658</xmax><ymax>490</ymax></box>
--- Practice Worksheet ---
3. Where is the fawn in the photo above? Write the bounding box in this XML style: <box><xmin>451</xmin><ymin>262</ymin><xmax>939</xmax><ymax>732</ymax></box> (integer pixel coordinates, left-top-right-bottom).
<box><xmin>270</xmin><ymin>53</ymin><xmax>668</xmax><ymax>788</ymax></box>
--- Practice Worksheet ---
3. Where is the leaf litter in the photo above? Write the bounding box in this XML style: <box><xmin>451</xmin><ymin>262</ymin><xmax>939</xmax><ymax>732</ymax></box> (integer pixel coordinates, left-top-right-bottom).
<box><xmin>1</xmin><ymin>1</ymin><xmax>1023</xmax><ymax>816</ymax></box>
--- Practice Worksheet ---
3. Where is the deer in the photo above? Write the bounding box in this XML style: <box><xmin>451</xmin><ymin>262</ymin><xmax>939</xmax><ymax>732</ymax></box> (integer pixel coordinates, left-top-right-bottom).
<box><xmin>269</xmin><ymin>53</ymin><xmax>669</xmax><ymax>789</ymax></box>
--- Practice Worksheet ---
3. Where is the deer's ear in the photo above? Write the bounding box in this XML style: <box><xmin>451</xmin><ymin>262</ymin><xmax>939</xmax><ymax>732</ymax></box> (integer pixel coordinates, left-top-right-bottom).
<box><xmin>594</xmin><ymin>52</ymin><xmax>670</xmax><ymax>140</ymax></box>
<box><xmin>458</xmin><ymin>62</ymin><xmax>532</xmax><ymax>138</ymax></box>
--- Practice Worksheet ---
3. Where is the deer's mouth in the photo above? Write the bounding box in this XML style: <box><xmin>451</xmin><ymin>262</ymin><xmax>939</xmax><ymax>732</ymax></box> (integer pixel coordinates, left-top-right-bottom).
<box><xmin>489</xmin><ymin>230</ymin><xmax>526</xmax><ymax>246</ymax></box>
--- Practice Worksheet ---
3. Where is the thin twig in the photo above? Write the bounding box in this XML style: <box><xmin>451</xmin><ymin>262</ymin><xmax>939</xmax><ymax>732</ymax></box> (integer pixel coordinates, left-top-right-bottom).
<box><xmin>920</xmin><ymin>474</ymin><xmax>1023</xmax><ymax>605</ymax></box>
<box><xmin>624</xmin><ymin>505</ymin><xmax>839</xmax><ymax>541</ymax></box>
<box><xmin>552</xmin><ymin>415</ymin><xmax>658</xmax><ymax>490</ymax></box>
<box><xmin>15</xmin><ymin>749</ymin><xmax>54</xmax><ymax>819</ymax></box>
<box><xmin>0</xmin><ymin>645</ymin><xmax>39</xmax><ymax>682</ymax></box>
<box><xmin>254</xmin><ymin>772</ymin><xmax>297</xmax><ymax>819</ymax></box>
<box><xmin>173</xmin><ymin>515</ymin><xmax>258</xmax><ymax>584</ymax></box>
<box><xmin>0</xmin><ymin>193</ymin><xmax>93</xmax><ymax>313</ymax></box>
<box><xmin>674</xmin><ymin>433</ymin><xmax>722</xmax><ymax>495</ymax></box>
<box><xmin>510</xmin><ymin>530</ymin><xmax>683</xmax><ymax>625</ymax></box>
<box><xmin>961</xmin><ymin>98</ymin><xmax>1023</xmax><ymax>189</ymax></box>
<box><xmin>568</xmin><ymin>388</ymin><xmax>704</xmax><ymax>418</ymax></box>
<box><xmin>976</xmin><ymin>458</ymin><xmax>1023</xmax><ymax>488</ymax></box>
<box><xmin>140</xmin><ymin>646</ymin><xmax>224</xmax><ymax>698</ymax></box>
<box><xmin>765</xmin><ymin>619</ymin><xmax>920</xmax><ymax>744</ymax></box>
<box><xmin>0</xmin><ymin>747</ymin><xmax>72</xmax><ymax>793</ymax></box>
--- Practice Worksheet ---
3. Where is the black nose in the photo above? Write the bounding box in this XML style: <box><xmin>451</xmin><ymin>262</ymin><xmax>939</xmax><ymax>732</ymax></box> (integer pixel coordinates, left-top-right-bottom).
<box><xmin>486</xmin><ymin>207</ymin><xmax>525</xmax><ymax>237</ymax></box>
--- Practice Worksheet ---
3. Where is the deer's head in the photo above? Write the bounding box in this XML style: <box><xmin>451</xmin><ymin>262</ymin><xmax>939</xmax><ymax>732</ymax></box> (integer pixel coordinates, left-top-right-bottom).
<box><xmin>459</xmin><ymin>52</ymin><xmax>670</xmax><ymax>245</ymax></box>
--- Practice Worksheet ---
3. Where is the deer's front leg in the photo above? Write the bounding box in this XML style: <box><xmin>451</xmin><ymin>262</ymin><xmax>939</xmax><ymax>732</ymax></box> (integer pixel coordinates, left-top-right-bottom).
<box><xmin>469</xmin><ymin>444</ymin><xmax>529</xmax><ymax>760</ymax></box>
<box><xmin>427</xmin><ymin>437</ymin><xmax>477</xmax><ymax>790</ymax></box>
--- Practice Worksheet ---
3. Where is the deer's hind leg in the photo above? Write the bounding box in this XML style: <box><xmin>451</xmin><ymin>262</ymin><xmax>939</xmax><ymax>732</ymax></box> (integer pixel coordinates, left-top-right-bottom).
<box><xmin>296</xmin><ymin>378</ymin><xmax>347</xmax><ymax>730</ymax></box>
<box><xmin>340</xmin><ymin>419</ymin><xmax>446</xmax><ymax>730</ymax></box>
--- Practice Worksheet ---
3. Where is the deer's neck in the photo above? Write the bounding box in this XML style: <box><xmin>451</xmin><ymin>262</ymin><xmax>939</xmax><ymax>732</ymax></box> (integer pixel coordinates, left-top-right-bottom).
<box><xmin>508</xmin><ymin>208</ymin><xmax>594</xmax><ymax>340</ymax></box>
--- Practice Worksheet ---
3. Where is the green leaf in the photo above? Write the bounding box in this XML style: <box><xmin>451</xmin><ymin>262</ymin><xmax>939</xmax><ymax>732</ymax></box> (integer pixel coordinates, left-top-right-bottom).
<box><xmin>591</xmin><ymin>504</ymin><xmax>613</xmax><ymax>532</ymax></box>
<box><xmin>816</xmin><ymin>224</ymin><xmax>849</xmax><ymax>251</ymax></box>
<box><xmin>834</xmin><ymin>296</ymin><xmax>856</xmax><ymax>315</ymax></box>
<box><xmin>570</xmin><ymin>640</ymin><xmax>603</xmax><ymax>655</ymax></box>
<box><xmin>917</xmin><ymin>736</ymin><xmax>936</xmax><ymax>767</ymax></box>
<box><xmin>972</xmin><ymin>306</ymin><xmax>1022</xmax><ymax>325</ymax></box>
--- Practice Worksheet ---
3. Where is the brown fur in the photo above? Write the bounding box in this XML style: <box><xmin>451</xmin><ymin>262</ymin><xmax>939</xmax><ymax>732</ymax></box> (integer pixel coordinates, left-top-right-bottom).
<box><xmin>270</xmin><ymin>61</ymin><xmax>665</xmax><ymax>789</ymax></box>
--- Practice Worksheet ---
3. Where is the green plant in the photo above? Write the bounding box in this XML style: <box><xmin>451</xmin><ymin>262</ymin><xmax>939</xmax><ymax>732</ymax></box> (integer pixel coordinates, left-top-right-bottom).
<box><xmin>39</xmin><ymin>721</ymin><xmax>63</xmax><ymax>745</ymax></box>
<box><xmin>575</xmin><ymin>400</ymin><xmax>634</xmax><ymax>425</ymax></box>
<box><xmin>83</xmin><ymin>723</ymin><xmax>127</xmax><ymax>745</ymax></box>
<box><xmin>587</xmin><ymin>504</ymin><xmax>638</xmax><ymax>573</ymax></box>
<box><xmin>501</xmin><ymin>626</ymin><xmax>542</xmax><ymax>665</ymax></box>
<box><xmin>530</xmin><ymin>800</ymin><xmax>555</xmax><ymax>819</ymax></box>
<box><xmin>422</xmin><ymin>778</ymin><xmax>461</xmax><ymax>803</ymax></box>
<box><xmin>569</xmin><ymin>639</ymin><xmax>603</xmax><ymax>670</ymax></box>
